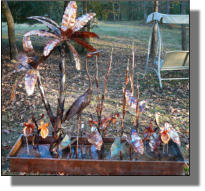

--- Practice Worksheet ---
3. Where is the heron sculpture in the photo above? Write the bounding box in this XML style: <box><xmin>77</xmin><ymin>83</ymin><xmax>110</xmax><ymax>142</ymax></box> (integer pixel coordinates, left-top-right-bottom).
<box><xmin>62</xmin><ymin>51</ymin><xmax>100</xmax><ymax>154</ymax></box>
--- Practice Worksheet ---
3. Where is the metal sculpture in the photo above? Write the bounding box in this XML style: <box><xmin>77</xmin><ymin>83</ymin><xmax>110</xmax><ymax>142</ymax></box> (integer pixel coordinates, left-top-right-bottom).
<box><xmin>10</xmin><ymin>1</ymin><xmax>99</xmax><ymax>155</ymax></box>
<box><xmin>61</xmin><ymin>53</ymin><xmax>98</xmax><ymax>154</ymax></box>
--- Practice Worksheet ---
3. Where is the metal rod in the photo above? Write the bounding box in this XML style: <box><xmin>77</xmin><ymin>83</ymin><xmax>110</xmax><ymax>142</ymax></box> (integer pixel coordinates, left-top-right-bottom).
<box><xmin>26</xmin><ymin>137</ymin><xmax>30</xmax><ymax>154</ymax></box>
<box><xmin>56</xmin><ymin>45</ymin><xmax>66</xmax><ymax>130</ymax></box>
<box><xmin>89</xmin><ymin>144</ymin><xmax>92</xmax><ymax>159</ymax></box>
<box><xmin>37</xmin><ymin>72</ymin><xmax>55</xmax><ymax>127</ymax></box>
<box><xmin>121</xmin><ymin>59</ymin><xmax>129</xmax><ymax>136</ymax></box>
<box><xmin>81</xmin><ymin>144</ymin><xmax>83</xmax><ymax>159</ymax></box>
<box><xmin>69</xmin><ymin>144</ymin><xmax>72</xmax><ymax>158</ymax></box>
<box><xmin>129</xmin><ymin>145</ymin><xmax>132</xmax><ymax>160</ymax></box>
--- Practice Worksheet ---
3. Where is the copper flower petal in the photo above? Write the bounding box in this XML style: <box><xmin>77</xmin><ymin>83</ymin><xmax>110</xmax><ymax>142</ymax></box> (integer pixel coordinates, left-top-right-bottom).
<box><xmin>161</xmin><ymin>132</ymin><xmax>170</xmax><ymax>144</ymax></box>
<box><xmin>25</xmin><ymin>69</ymin><xmax>38</xmax><ymax>96</ymax></box>
<box><xmin>44</xmin><ymin>39</ymin><xmax>62</xmax><ymax>57</ymax></box>
<box><xmin>73</xmin><ymin>13</ymin><xmax>96</xmax><ymax>32</ymax></box>
<box><xmin>61</xmin><ymin>1</ymin><xmax>77</xmax><ymax>32</ymax></box>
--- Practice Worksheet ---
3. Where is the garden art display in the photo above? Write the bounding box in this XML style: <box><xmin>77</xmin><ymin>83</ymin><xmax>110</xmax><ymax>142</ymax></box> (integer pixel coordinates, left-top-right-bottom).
<box><xmin>8</xmin><ymin>1</ymin><xmax>185</xmax><ymax>175</ymax></box>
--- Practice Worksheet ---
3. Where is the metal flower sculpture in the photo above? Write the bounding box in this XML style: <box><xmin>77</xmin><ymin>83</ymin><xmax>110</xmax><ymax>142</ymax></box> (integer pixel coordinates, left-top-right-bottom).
<box><xmin>10</xmin><ymin>1</ymin><xmax>99</xmax><ymax>156</ymax></box>
<box><xmin>27</xmin><ymin>1</ymin><xmax>99</xmax><ymax>70</ymax></box>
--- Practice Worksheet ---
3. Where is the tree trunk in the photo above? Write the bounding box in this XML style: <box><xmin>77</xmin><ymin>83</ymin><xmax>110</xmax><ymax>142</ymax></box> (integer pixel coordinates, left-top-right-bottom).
<box><xmin>143</xmin><ymin>1</ymin><xmax>147</xmax><ymax>20</ymax></box>
<box><xmin>166</xmin><ymin>0</ymin><xmax>170</xmax><ymax>14</ymax></box>
<box><xmin>118</xmin><ymin>2</ymin><xmax>120</xmax><ymax>21</ymax></box>
<box><xmin>150</xmin><ymin>0</ymin><xmax>159</xmax><ymax>58</ymax></box>
<box><xmin>112</xmin><ymin>2</ymin><xmax>116</xmax><ymax>21</ymax></box>
<box><xmin>128</xmin><ymin>1</ymin><xmax>132</xmax><ymax>20</ymax></box>
<box><xmin>180</xmin><ymin>1</ymin><xmax>187</xmax><ymax>50</ymax></box>
<box><xmin>158</xmin><ymin>0</ymin><xmax>161</xmax><ymax>12</ymax></box>
<box><xmin>2</xmin><ymin>2</ymin><xmax>18</xmax><ymax>59</ymax></box>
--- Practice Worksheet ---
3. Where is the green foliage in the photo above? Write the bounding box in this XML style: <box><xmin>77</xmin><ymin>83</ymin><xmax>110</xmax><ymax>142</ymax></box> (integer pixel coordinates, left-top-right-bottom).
<box><xmin>184</xmin><ymin>164</ymin><xmax>189</xmax><ymax>175</ymax></box>
<box><xmin>5</xmin><ymin>1</ymin><xmax>64</xmax><ymax>23</ymax></box>
<box><xmin>87</xmin><ymin>1</ymin><xmax>113</xmax><ymax>20</ymax></box>
<box><xmin>2</xmin><ymin>1</ymin><xmax>190</xmax><ymax>23</ymax></box>
<box><xmin>170</xmin><ymin>1</ymin><xmax>181</xmax><ymax>14</ymax></box>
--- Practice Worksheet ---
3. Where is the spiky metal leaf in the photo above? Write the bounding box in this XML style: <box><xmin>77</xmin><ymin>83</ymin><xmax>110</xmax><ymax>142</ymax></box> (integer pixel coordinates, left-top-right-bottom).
<box><xmin>61</xmin><ymin>1</ymin><xmax>77</xmax><ymax>32</ymax></box>
<box><xmin>28</xmin><ymin>16</ymin><xmax>60</xmax><ymax>28</ymax></box>
<box><xmin>24</xmin><ymin>30</ymin><xmax>60</xmax><ymax>39</ymax></box>
<box><xmin>72</xmin><ymin>38</ymin><xmax>96</xmax><ymax>52</ymax></box>
<box><xmin>44</xmin><ymin>39</ymin><xmax>62</xmax><ymax>57</ymax></box>
<box><xmin>28</xmin><ymin>16</ymin><xmax>61</xmax><ymax>35</ymax></box>
<box><xmin>73</xmin><ymin>13</ymin><xmax>96</xmax><ymax>32</ymax></box>
<box><xmin>66</xmin><ymin>41</ymin><xmax>81</xmax><ymax>70</ymax></box>
<box><xmin>72</xmin><ymin>31</ymin><xmax>99</xmax><ymax>39</ymax></box>
<box><xmin>23</xmin><ymin>30</ymin><xmax>60</xmax><ymax>56</ymax></box>
<box><xmin>25</xmin><ymin>69</ymin><xmax>38</xmax><ymax>96</ymax></box>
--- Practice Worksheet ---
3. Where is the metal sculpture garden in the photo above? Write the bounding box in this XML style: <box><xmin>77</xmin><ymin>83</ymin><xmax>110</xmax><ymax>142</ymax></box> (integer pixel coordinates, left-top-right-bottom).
<box><xmin>8</xmin><ymin>2</ymin><xmax>184</xmax><ymax>175</ymax></box>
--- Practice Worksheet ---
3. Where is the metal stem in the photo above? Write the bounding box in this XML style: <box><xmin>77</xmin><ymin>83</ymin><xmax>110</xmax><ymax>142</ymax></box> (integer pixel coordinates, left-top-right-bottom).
<box><xmin>56</xmin><ymin>45</ymin><xmax>66</xmax><ymax>130</ymax></box>
<box><xmin>37</xmin><ymin>72</ymin><xmax>55</xmax><ymax>127</ymax></box>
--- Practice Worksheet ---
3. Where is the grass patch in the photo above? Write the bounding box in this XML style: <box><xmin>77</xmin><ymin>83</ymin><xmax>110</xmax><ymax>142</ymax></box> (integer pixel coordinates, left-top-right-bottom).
<box><xmin>2</xmin><ymin>21</ymin><xmax>189</xmax><ymax>51</ymax></box>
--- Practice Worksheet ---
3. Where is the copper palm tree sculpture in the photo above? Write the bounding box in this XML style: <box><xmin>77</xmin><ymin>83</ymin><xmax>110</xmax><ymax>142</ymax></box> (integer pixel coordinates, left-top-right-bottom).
<box><xmin>11</xmin><ymin>1</ymin><xmax>99</xmax><ymax>155</ymax></box>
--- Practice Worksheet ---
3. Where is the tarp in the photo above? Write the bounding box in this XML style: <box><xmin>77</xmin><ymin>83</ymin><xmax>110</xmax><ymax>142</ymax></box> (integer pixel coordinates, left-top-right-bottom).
<box><xmin>147</xmin><ymin>12</ymin><xmax>189</xmax><ymax>24</ymax></box>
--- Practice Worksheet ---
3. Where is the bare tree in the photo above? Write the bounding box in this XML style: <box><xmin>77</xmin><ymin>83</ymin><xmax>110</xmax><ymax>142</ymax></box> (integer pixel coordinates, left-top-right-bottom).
<box><xmin>2</xmin><ymin>1</ymin><xmax>18</xmax><ymax>59</ymax></box>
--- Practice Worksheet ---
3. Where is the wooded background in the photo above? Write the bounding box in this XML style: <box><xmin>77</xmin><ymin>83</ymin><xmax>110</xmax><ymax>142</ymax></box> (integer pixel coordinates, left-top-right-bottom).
<box><xmin>2</xmin><ymin>1</ymin><xmax>189</xmax><ymax>23</ymax></box>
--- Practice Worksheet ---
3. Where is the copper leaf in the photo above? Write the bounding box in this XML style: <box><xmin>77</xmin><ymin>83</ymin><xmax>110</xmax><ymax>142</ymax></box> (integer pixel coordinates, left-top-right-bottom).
<box><xmin>44</xmin><ymin>39</ymin><xmax>62</xmax><ymax>57</ymax></box>
<box><xmin>61</xmin><ymin>1</ymin><xmax>77</xmax><ymax>32</ymax></box>
<box><xmin>73</xmin><ymin>13</ymin><xmax>96</xmax><ymax>32</ymax></box>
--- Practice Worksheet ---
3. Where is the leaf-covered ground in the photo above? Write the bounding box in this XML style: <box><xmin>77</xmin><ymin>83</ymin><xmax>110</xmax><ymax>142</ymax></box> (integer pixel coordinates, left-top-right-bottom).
<box><xmin>1</xmin><ymin>21</ymin><xmax>189</xmax><ymax>175</ymax></box>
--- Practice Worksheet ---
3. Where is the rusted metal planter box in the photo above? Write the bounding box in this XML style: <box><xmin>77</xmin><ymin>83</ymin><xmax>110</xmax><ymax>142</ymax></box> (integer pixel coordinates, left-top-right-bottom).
<box><xmin>8</xmin><ymin>134</ymin><xmax>185</xmax><ymax>175</ymax></box>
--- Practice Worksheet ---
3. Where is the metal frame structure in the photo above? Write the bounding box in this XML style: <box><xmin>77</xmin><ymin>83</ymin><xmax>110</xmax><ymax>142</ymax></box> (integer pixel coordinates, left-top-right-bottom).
<box><xmin>145</xmin><ymin>12</ymin><xmax>189</xmax><ymax>88</ymax></box>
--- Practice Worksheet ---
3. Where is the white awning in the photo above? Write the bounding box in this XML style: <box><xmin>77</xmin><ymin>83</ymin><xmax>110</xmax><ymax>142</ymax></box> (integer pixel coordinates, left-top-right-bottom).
<box><xmin>147</xmin><ymin>12</ymin><xmax>189</xmax><ymax>24</ymax></box>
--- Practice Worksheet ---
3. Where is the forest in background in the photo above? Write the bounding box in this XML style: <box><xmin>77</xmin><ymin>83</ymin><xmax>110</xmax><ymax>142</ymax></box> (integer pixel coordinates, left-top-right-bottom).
<box><xmin>2</xmin><ymin>0</ymin><xmax>190</xmax><ymax>23</ymax></box>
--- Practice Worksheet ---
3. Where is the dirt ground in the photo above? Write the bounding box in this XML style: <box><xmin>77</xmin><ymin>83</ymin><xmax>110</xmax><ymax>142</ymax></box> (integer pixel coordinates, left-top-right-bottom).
<box><xmin>1</xmin><ymin>27</ymin><xmax>189</xmax><ymax>175</ymax></box>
